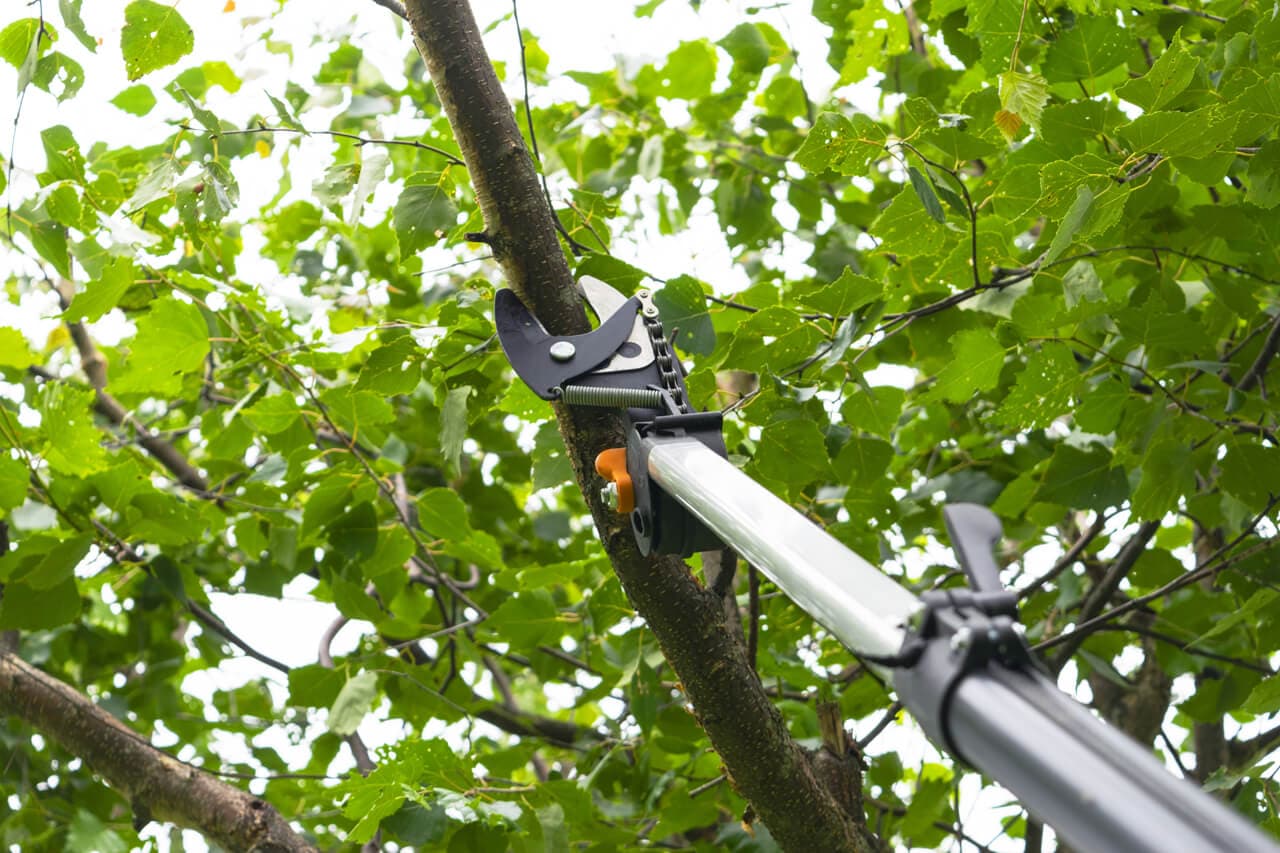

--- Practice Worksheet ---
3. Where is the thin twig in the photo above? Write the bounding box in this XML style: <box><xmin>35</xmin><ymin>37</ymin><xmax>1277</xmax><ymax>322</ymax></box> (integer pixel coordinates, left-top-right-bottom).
<box><xmin>1235</xmin><ymin>312</ymin><xmax>1280</xmax><ymax>392</ymax></box>
<box><xmin>206</xmin><ymin>125</ymin><xmax>463</xmax><ymax>166</ymax></box>
<box><xmin>1019</xmin><ymin>514</ymin><xmax>1109</xmax><ymax>600</ymax></box>
<box><xmin>510</xmin><ymin>0</ymin><xmax>590</xmax><ymax>255</ymax></box>
<box><xmin>368</xmin><ymin>0</ymin><xmax>408</xmax><ymax>20</ymax></box>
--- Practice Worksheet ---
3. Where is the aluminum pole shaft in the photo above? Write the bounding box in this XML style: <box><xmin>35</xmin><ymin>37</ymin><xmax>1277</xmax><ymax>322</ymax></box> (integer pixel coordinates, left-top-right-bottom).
<box><xmin>644</xmin><ymin>438</ymin><xmax>920</xmax><ymax>661</ymax></box>
<box><xmin>643</xmin><ymin>438</ymin><xmax>1279</xmax><ymax>853</ymax></box>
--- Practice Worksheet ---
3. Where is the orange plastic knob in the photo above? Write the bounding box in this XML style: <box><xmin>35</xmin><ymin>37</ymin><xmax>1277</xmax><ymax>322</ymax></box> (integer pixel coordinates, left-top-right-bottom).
<box><xmin>594</xmin><ymin>447</ymin><xmax>635</xmax><ymax>514</ymax></box>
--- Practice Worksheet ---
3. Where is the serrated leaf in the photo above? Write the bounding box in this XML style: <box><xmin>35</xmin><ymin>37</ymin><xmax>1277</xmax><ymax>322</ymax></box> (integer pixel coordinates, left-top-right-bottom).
<box><xmin>485</xmin><ymin>590</ymin><xmax>561</xmax><ymax>647</ymax></box>
<box><xmin>1042</xmin><ymin>17</ymin><xmax>1129</xmax><ymax>84</ymax></box>
<box><xmin>242</xmin><ymin>393</ymin><xmax>301</xmax><ymax>434</ymax></box>
<box><xmin>753</xmin><ymin>419</ymin><xmax>833</xmax><ymax>486</ymax></box>
<box><xmin>394</xmin><ymin>174</ymin><xmax>457</xmax><ymax>255</ymax></box>
<box><xmin>0</xmin><ymin>456</ymin><xmax>28</xmax><ymax>511</ymax></box>
<box><xmin>39</xmin><ymin>384</ymin><xmax>108</xmax><ymax>475</ymax></box>
<box><xmin>328</xmin><ymin>670</ymin><xmax>378</xmax><ymax>736</ymax></box>
<box><xmin>793</xmin><ymin>112</ymin><xmax>886</xmax><ymax>176</ymax></box>
<box><xmin>65</xmin><ymin>257</ymin><xmax>134</xmax><ymax>322</ymax></box>
<box><xmin>121</xmin><ymin>0</ymin><xmax>194</xmax><ymax>81</ymax></box>
<box><xmin>0</xmin><ymin>327</ymin><xmax>36</xmax><ymax>369</ymax></box>
<box><xmin>933</xmin><ymin>329</ymin><xmax>1006</xmax><ymax>402</ymax></box>
<box><xmin>355</xmin><ymin>337</ymin><xmax>421</xmax><ymax>395</ymax></box>
<box><xmin>995</xmin><ymin>343</ymin><xmax>1077</xmax><ymax>429</ymax></box>
<box><xmin>997</xmin><ymin>71</ymin><xmax>1048</xmax><ymax>139</ymax></box>
<box><xmin>1242</xmin><ymin>676</ymin><xmax>1280</xmax><ymax>715</ymax></box>
<box><xmin>1131</xmin><ymin>439</ymin><xmax>1194</xmax><ymax>521</ymax></box>
<box><xmin>654</xmin><ymin>275</ymin><xmax>715</xmax><ymax>355</ymax></box>
<box><xmin>111</xmin><ymin>297</ymin><xmax>210</xmax><ymax>396</ymax></box>
<box><xmin>1117</xmin><ymin>37</ymin><xmax>1197</xmax><ymax>112</ymax></box>
<box><xmin>1035</xmin><ymin>445</ymin><xmax>1128</xmax><ymax>511</ymax></box>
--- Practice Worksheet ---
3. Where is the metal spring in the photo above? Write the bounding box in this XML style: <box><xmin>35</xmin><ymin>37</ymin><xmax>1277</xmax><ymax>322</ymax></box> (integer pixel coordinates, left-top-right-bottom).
<box><xmin>560</xmin><ymin>385</ymin><xmax>664</xmax><ymax>409</ymax></box>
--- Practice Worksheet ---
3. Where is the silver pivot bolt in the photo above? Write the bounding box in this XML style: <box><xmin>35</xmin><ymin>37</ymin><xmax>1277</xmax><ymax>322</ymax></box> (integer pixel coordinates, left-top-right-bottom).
<box><xmin>549</xmin><ymin>341</ymin><xmax>576</xmax><ymax>362</ymax></box>
<box><xmin>599</xmin><ymin>482</ymin><xmax>620</xmax><ymax>510</ymax></box>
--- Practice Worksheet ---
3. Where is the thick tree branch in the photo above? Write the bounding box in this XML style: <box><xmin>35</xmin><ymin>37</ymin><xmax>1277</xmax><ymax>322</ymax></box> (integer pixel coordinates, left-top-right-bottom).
<box><xmin>0</xmin><ymin>651</ymin><xmax>315</xmax><ymax>852</ymax></box>
<box><xmin>402</xmin><ymin>2</ymin><xmax>878</xmax><ymax>849</ymax></box>
<box><xmin>1236</xmin><ymin>312</ymin><xmax>1280</xmax><ymax>392</ymax></box>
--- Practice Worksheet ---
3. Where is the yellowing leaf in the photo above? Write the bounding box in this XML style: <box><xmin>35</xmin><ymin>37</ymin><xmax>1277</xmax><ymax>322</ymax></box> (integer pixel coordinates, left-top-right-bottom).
<box><xmin>223</xmin><ymin>0</ymin><xmax>235</xmax><ymax>10</ymax></box>
<box><xmin>254</xmin><ymin>138</ymin><xmax>270</xmax><ymax>158</ymax></box>
<box><xmin>997</xmin><ymin>71</ymin><xmax>1049</xmax><ymax>140</ymax></box>
<box><xmin>994</xmin><ymin>109</ymin><xmax>1023</xmax><ymax>139</ymax></box>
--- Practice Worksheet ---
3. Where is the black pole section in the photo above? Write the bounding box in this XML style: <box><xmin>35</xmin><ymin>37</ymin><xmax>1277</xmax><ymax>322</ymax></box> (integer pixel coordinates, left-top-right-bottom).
<box><xmin>945</xmin><ymin>660</ymin><xmax>1274</xmax><ymax>852</ymax></box>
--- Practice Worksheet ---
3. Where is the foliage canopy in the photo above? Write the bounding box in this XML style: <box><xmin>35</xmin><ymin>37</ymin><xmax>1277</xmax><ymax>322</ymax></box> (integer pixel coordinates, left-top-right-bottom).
<box><xmin>2</xmin><ymin>0</ymin><xmax>1280</xmax><ymax>850</ymax></box>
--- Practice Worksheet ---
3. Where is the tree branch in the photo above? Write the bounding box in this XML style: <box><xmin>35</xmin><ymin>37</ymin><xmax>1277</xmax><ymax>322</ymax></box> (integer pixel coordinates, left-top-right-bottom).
<box><xmin>1235</xmin><ymin>311</ymin><xmax>1280</xmax><ymax>392</ymax></box>
<box><xmin>402</xmin><ymin>2</ymin><xmax>878</xmax><ymax>849</ymax></box>
<box><xmin>0</xmin><ymin>651</ymin><xmax>315</xmax><ymax>852</ymax></box>
<box><xmin>1051</xmin><ymin>521</ymin><xmax>1159</xmax><ymax>670</ymax></box>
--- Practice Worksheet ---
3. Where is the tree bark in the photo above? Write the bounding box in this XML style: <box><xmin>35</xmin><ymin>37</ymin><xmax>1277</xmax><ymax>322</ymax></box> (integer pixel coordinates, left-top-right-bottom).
<box><xmin>0</xmin><ymin>651</ymin><xmax>315</xmax><ymax>852</ymax></box>
<box><xmin>402</xmin><ymin>2</ymin><xmax>878</xmax><ymax>849</ymax></box>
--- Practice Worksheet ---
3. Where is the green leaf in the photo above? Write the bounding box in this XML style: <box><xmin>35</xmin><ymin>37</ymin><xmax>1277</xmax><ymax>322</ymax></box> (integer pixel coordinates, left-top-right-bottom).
<box><xmin>996</xmin><ymin>71</ymin><xmax>1048</xmax><ymax>139</ymax></box>
<box><xmin>1242</xmin><ymin>676</ymin><xmax>1280</xmax><ymax>715</ymax></box>
<box><xmin>1044</xmin><ymin>186</ymin><xmax>1093</xmax><ymax>264</ymax></box>
<box><xmin>0</xmin><ymin>327</ymin><xmax>36</xmax><ymax>369</ymax></box>
<box><xmin>1035</xmin><ymin>445</ymin><xmax>1128</xmax><ymax>511</ymax></box>
<box><xmin>329</xmin><ymin>502</ymin><xmax>378</xmax><ymax>562</ymax></box>
<box><xmin>112</xmin><ymin>297</ymin><xmax>211</xmax><ymax>396</ymax></box>
<box><xmin>1219</xmin><ymin>443</ymin><xmax>1280</xmax><ymax>506</ymax></box>
<box><xmin>797</xmin><ymin>267</ymin><xmax>883</xmax><ymax>317</ymax></box>
<box><xmin>58</xmin><ymin>0</ymin><xmax>96</xmax><ymax>53</ymax></box>
<box><xmin>654</xmin><ymin>275</ymin><xmax>715</xmax><ymax>355</ymax></box>
<box><xmin>1246</xmin><ymin>140</ymin><xmax>1280</xmax><ymax>210</ymax></box>
<box><xmin>907</xmin><ymin>167</ymin><xmax>946</xmax><ymax>224</ymax></box>
<box><xmin>394</xmin><ymin>173</ymin><xmax>458</xmax><ymax>255</ymax></box>
<box><xmin>121</xmin><ymin>0</ymin><xmax>194</xmax><ymax>81</ymax></box>
<box><xmin>173</xmin><ymin>85</ymin><xmax>219</xmax><ymax>132</ymax></box>
<box><xmin>0</xmin><ymin>20</ymin><xmax>45</xmax><ymax>71</ymax></box>
<box><xmin>1117</xmin><ymin>37</ymin><xmax>1197</xmax><ymax>112</ymax></box>
<box><xmin>995</xmin><ymin>343</ymin><xmax>1078</xmax><ymax>429</ymax></box>
<box><xmin>65</xmin><ymin>257</ymin><xmax>134</xmax><ymax>322</ymax></box>
<box><xmin>793</xmin><ymin>112</ymin><xmax>886</xmax><ymax>176</ymax></box>
<box><xmin>356</xmin><ymin>337</ymin><xmax>422</xmax><ymax>395</ymax></box>
<box><xmin>660</xmin><ymin>40</ymin><xmax>717</xmax><ymax>99</ymax></box>
<box><xmin>440</xmin><ymin>385</ymin><xmax>472</xmax><ymax>474</ymax></box>
<box><xmin>328</xmin><ymin>670</ymin><xmax>378</xmax><ymax>736</ymax></box>
<box><xmin>718</xmin><ymin>23</ymin><xmax>771</xmax><ymax>76</ymax></box>
<box><xmin>0</xmin><ymin>576</ymin><xmax>79</xmax><ymax>630</ymax></box>
<box><xmin>485</xmin><ymin>590</ymin><xmax>561</xmax><ymax>647</ymax></box>
<box><xmin>1131</xmin><ymin>439</ymin><xmax>1194</xmax><ymax>521</ymax></box>
<box><xmin>67</xmin><ymin>811</ymin><xmax>127</xmax><ymax>853</ymax></box>
<box><xmin>20</xmin><ymin>533</ymin><xmax>92</xmax><ymax>590</ymax></box>
<box><xmin>1061</xmin><ymin>260</ymin><xmax>1104</xmax><ymax>309</ymax></box>
<box><xmin>39</xmin><ymin>384</ymin><xmax>108</xmax><ymax>475</ymax></box>
<box><xmin>243</xmin><ymin>393</ymin><xmax>301</xmax><ymax>435</ymax></box>
<box><xmin>1116</xmin><ymin>107</ymin><xmax>1235</xmax><ymax>159</ymax></box>
<box><xmin>0</xmin><ymin>456</ymin><xmax>28</xmax><ymax>511</ymax></box>
<box><xmin>753</xmin><ymin>419</ymin><xmax>834</xmax><ymax>486</ymax></box>
<box><xmin>1042</xmin><ymin>17</ymin><xmax>1129</xmax><ymax>84</ymax></box>
<box><xmin>932</xmin><ymin>329</ymin><xmax>1005</xmax><ymax>402</ymax></box>
<box><xmin>873</xmin><ymin>184</ymin><xmax>952</xmax><ymax>257</ymax></box>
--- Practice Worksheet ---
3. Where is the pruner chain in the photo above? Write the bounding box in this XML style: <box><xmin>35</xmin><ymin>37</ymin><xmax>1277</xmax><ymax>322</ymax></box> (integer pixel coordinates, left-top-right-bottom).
<box><xmin>637</xmin><ymin>288</ymin><xmax>690</xmax><ymax>415</ymax></box>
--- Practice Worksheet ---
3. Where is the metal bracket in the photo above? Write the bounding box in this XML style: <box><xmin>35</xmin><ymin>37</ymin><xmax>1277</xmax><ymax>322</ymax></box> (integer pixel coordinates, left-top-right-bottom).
<box><xmin>893</xmin><ymin>503</ymin><xmax>1036</xmax><ymax>764</ymax></box>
